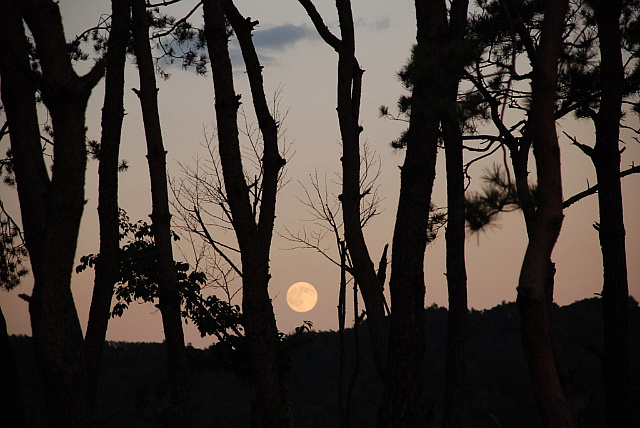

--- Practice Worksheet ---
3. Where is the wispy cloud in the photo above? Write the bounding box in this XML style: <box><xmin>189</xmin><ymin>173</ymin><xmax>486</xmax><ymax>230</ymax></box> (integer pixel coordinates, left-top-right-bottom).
<box><xmin>355</xmin><ymin>17</ymin><xmax>392</xmax><ymax>31</ymax></box>
<box><xmin>374</xmin><ymin>17</ymin><xmax>391</xmax><ymax>31</ymax></box>
<box><xmin>252</xmin><ymin>24</ymin><xmax>315</xmax><ymax>51</ymax></box>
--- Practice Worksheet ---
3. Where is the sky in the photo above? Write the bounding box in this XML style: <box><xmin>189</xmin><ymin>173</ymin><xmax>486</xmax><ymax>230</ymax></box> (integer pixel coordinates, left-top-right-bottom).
<box><xmin>1</xmin><ymin>0</ymin><xmax>639</xmax><ymax>349</ymax></box>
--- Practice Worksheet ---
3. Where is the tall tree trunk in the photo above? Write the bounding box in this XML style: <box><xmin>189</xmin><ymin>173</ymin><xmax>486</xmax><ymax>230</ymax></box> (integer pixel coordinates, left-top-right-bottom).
<box><xmin>334</xmin><ymin>0</ymin><xmax>389</xmax><ymax>377</ymax></box>
<box><xmin>469</xmin><ymin>0</ymin><xmax>578</xmax><ymax>417</ymax></box>
<box><xmin>379</xmin><ymin>1</ymin><xmax>445</xmax><ymax>425</ymax></box>
<box><xmin>590</xmin><ymin>0</ymin><xmax>631</xmax><ymax>425</ymax></box>
<box><xmin>442</xmin><ymin>119</ymin><xmax>468</xmax><ymax>428</ymax></box>
<box><xmin>509</xmin><ymin>0</ymin><xmax>575</xmax><ymax>426</ymax></box>
<box><xmin>297</xmin><ymin>0</ymin><xmax>389</xmax><ymax>377</ymax></box>
<box><xmin>440</xmin><ymin>1</ymin><xmax>469</xmax><ymax>427</ymax></box>
<box><xmin>203</xmin><ymin>1</ymin><xmax>293</xmax><ymax>426</ymax></box>
<box><xmin>131</xmin><ymin>1</ymin><xmax>192</xmax><ymax>426</ymax></box>
<box><xmin>84</xmin><ymin>0</ymin><xmax>130</xmax><ymax>413</ymax></box>
<box><xmin>470</xmin><ymin>5</ymin><xmax>575</xmax><ymax>407</ymax></box>
<box><xmin>0</xmin><ymin>1</ymin><xmax>105</xmax><ymax>426</ymax></box>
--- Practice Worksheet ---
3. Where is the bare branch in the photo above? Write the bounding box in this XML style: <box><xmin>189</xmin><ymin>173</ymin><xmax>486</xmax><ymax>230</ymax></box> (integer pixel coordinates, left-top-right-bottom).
<box><xmin>564</xmin><ymin>131</ymin><xmax>595</xmax><ymax>158</ymax></box>
<box><xmin>147</xmin><ymin>0</ymin><xmax>186</xmax><ymax>7</ymax></box>
<box><xmin>297</xmin><ymin>0</ymin><xmax>342</xmax><ymax>52</ymax></box>
<box><xmin>563</xmin><ymin>164</ymin><xmax>640</xmax><ymax>208</ymax></box>
<box><xmin>194</xmin><ymin>206</ymin><xmax>243</xmax><ymax>277</ymax></box>
<box><xmin>279</xmin><ymin>225</ymin><xmax>343</xmax><ymax>270</ymax></box>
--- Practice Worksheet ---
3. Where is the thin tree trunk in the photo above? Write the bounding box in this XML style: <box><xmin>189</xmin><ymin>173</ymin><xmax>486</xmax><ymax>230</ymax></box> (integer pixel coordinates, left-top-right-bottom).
<box><xmin>297</xmin><ymin>0</ymin><xmax>389</xmax><ymax>377</ymax></box>
<box><xmin>591</xmin><ymin>0</ymin><xmax>631</xmax><ymax>425</ymax></box>
<box><xmin>347</xmin><ymin>278</ymin><xmax>362</xmax><ymax>427</ymax></box>
<box><xmin>84</xmin><ymin>0</ymin><xmax>130</xmax><ymax>413</ymax></box>
<box><xmin>131</xmin><ymin>1</ymin><xmax>192</xmax><ymax>426</ymax></box>
<box><xmin>442</xmin><ymin>91</ymin><xmax>468</xmax><ymax>428</ymax></box>
<box><xmin>440</xmin><ymin>1</ymin><xmax>469</xmax><ymax>426</ymax></box>
<box><xmin>338</xmin><ymin>241</ymin><xmax>349</xmax><ymax>428</ymax></box>
<box><xmin>203</xmin><ymin>1</ymin><xmax>292</xmax><ymax>426</ymax></box>
<box><xmin>334</xmin><ymin>0</ymin><xmax>389</xmax><ymax>377</ymax></box>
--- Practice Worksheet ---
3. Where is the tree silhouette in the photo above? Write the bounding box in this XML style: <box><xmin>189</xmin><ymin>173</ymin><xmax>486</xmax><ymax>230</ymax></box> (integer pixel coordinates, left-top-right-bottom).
<box><xmin>569</xmin><ymin>1</ymin><xmax>636</xmax><ymax>425</ymax></box>
<box><xmin>378</xmin><ymin>0</ymin><xmax>474</xmax><ymax>425</ymax></box>
<box><xmin>499</xmin><ymin>0</ymin><xmax>575</xmax><ymax>426</ymax></box>
<box><xmin>131</xmin><ymin>0</ymin><xmax>193</xmax><ymax>424</ymax></box>
<box><xmin>298</xmin><ymin>0</ymin><xmax>390</xmax><ymax>379</ymax></box>
<box><xmin>84</xmin><ymin>0</ymin><xmax>130</xmax><ymax>415</ymax></box>
<box><xmin>0</xmin><ymin>0</ymin><xmax>106</xmax><ymax>425</ymax></box>
<box><xmin>202</xmin><ymin>0</ymin><xmax>293</xmax><ymax>425</ymax></box>
<box><xmin>464</xmin><ymin>1</ymin><xmax>640</xmax><ymax>425</ymax></box>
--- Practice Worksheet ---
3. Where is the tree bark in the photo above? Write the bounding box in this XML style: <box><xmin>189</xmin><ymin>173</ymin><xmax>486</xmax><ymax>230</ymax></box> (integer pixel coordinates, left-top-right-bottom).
<box><xmin>203</xmin><ymin>1</ymin><xmax>293</xmax><ymax>426</ymax></box>
<box><xmin>131</xmin><ymin>1</ymin><xmax>192</xmax><ymax>426</ymax></box>
<box><xmin>0</xmin><ymin>1</ymin><xmax>105</xmax><ymax>426</ymax></box>
<box><xmin>510</xmin><ymin>0</ymin><xmax>575</xmax><ymax>426</ymax></box>
<box><xmin>84</xmin><ymin>0</ymin><xmax>130</xmax><ymax>413</ymax></box>
<box><xmin>590</xmin><ymin>0</ymin><xmax>631</xmax><ymax>425</ymax></box>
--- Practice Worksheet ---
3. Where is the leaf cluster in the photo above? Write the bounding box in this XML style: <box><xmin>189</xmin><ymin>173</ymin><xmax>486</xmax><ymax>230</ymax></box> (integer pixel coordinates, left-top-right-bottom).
<box><xmin>471</xmin><ymin>0</ymin><xmax>546</xmax><ymax>50</ymax></box>
<box><xmin>427</xmin><ymin>203</ymin><xmax>447</xmax><ymax>243</ymax></box>
<box><xmin>67</xmin><ymin>16</ymin><xmax>110</xmax><ymax>63</ymax></box>
<box><xmin>0</xmin><ymin>147</ymin><xmax>16</xmax><ymax>187</ymax></box>
<box><xmin>382</xmin><ymin>29</ymin><xmax>483</xmax><ymax>149</ymax></box>
<box><xmin>465</xmin><ymin>165</ymin><xmax>534</xmax><ymax>232</ymax></box>
<box><xmin>76</xmin><ymin>209</ymin><xmax>242</xmax><ymax>347</ymax></box>
<box><xmin>64</xmin><ymin>3</ymin><xmax>213</xmax><ymax>80</ymax></box>
<box><xmin>0</xmin><ymin>207</ymin><xmax>28</xmax><ymax>290</ymax></box>
<box><xmin>468</xmin><ymin>0</ymin><xmax>640</xmax><ymax>121</ymax></box>
<box><xmin>147</xmin><ymin>4</ymin><xmax>210</xmax><ymax>77</ymax></box>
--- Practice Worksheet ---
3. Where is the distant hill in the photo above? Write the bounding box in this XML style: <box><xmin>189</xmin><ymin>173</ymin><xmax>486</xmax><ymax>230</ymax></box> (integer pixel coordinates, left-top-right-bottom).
<box><xmin>6</xmin><ymin>297</ymin><xmax>640</xmax><ymax>427</ymax></box>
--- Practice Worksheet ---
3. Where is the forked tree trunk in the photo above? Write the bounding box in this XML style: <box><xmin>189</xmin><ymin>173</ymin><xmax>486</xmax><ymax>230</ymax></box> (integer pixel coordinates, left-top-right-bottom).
<box><xmin>469</xmin><ymin>0</ymin><xmax>582</xmax><ymax>420</ymax></box>
<box><xmin>0</xmin><ymin>1</ymin><xmax>105</xmax><ymax>426</ymax></box>
<box><xmin>509</xmin><ymin>0</ymin><xmax>575</xmax><ymax>426</ymax></box>
<box><xmin>471</xmin><ymin>2</ymin><xmax>575</xmax><ymax>407</ymax></box>
<box><xmin>334</xmin><ymin>0</ymin><xmax>389</xmax><ymax>377</ymax></box>
<box><xmin>131</xmin><ymin>1</ymin><xmax>192</xmax><ymax>426</ymax></box>
<box><xmin>203</xmin><ymin>1</ymin><xmax>293</xmax><ymax>426</ymax></box>
<box><xmin>297</xmin><ymin>0</ymin><xmax>389</xmax><ymax>377</ymax></box>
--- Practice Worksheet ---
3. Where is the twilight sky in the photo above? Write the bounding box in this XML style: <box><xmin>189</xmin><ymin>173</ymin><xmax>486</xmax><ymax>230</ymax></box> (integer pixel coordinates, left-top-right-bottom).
<box><xmin>1</xmin><ymin>0</ymin><xmax>638</xmax><ymax>349</ymax></box>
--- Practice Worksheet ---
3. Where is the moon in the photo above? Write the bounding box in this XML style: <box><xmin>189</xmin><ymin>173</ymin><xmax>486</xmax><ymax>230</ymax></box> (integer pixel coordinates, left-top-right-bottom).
<box><xmin>286</xmin><ymin>282</ymin><xmax>318</xmax><ymax>313</ymax></box>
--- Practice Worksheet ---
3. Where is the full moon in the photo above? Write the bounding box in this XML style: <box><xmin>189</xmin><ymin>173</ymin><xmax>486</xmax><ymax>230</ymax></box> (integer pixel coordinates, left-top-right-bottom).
<box><xmin>286</xmin><ymin>282</ymin><xmax>318</xmax><ymax>313</ymax></box>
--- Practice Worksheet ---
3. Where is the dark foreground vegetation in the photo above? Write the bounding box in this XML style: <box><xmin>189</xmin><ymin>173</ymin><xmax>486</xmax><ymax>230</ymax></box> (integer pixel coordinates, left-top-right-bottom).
<box><xmin>6</xmin><ymin>297</ymin><xmax>639</xmax><ymax>428</ymax></box>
